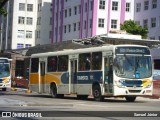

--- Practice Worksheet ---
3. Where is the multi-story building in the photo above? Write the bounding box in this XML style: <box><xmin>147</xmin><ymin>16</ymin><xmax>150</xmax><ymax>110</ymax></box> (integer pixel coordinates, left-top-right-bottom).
<box><xmin>35</xmin><ymin>0</ymin><xmax>52</xmax><ymax>45</ymax></box>
<box><xmin>134</xmin><ymin>0</ymin><xmax>160</xmax><ymax>40</ymax></box>
<box><xmin>52</xmin><ymin>0</ymin><xmax>135</xmax><ymax>43</ymax></box>
<box><xmin>0</xmin><ymin>0</ymin><xmax>52</xmax><ymax>50</ymax></box>
<box><xmin>0</xmin><ymin>0</ymin><xmax>38</xmax><ymax>50</ymax></box>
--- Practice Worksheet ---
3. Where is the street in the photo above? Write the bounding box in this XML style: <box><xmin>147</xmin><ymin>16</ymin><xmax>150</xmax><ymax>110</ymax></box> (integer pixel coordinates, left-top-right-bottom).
<box><xmin>0</xmin><ymin>88</ymin><xmax>160</xmax><ymax>120</ymax></box>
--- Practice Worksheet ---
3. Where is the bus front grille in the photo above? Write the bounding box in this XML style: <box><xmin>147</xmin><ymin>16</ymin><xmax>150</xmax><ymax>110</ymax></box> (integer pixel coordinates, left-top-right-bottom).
<box><xmin>129</xmin><ymin>90</ymin><xmax>141</xmax><ymax>93</ymax></box>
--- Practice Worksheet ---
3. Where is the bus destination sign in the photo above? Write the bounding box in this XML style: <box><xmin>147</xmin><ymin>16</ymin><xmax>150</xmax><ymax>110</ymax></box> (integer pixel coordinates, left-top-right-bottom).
<box><xmin>115</xmin><ymin>47</ymin><xmax>150</xmax><ymax>55</ymax></box>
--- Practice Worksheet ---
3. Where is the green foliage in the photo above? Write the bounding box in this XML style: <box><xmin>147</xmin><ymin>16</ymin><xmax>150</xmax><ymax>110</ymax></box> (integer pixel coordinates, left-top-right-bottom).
<box><xmin>120</xmin><ymin>20</ymin><xmax>148</xmax><ymax>39</ymax></box>
<box><xmin>0</xmin><ymin>0</ymin><xmax>8</xmax><ymax>16</ymax></box>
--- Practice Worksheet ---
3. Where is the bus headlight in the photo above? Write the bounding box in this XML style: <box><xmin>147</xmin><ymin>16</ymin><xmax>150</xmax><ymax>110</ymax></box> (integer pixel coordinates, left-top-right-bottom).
<box><xmin>145</xmin><ymin>82</ymin><xmax>152</xmax><ymax>88</ymax></box>
<box><xmin>116</xmin><ymin>79</ymin><xmax>125</xmax><ymax>88</ymax></box>
<box><xmin>5</xmin><ymin>79</ymin><xmax>11</xmax><ymax>84</ymax></box>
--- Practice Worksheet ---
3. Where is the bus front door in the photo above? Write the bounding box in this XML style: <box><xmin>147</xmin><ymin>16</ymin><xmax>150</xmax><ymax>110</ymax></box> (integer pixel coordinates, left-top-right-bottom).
<box><xmin>70</xmin><ymin>59</ymin><xmax>77</xmax><ymax>94</ymax></box>
<box><xmin>104</xmin><ymin>57</ymin><xmax>113</xmax><ymax>94</ymax></box>
<box><xmin>39</xmin><ymin>62</ymin><xmax>45</xmax><ymax>93</ymax></box>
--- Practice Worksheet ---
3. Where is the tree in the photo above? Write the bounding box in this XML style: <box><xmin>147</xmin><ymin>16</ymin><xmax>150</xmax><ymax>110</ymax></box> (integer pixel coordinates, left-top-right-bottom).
<box><xmin>120</xmin><ymin>20</ymin><xmax>148</xmax><ymax>39</ymax></box>
<box><xmin>0</xmin><ymin>0</ymin><xmax>8</xmax><ymax>16</ymax></box>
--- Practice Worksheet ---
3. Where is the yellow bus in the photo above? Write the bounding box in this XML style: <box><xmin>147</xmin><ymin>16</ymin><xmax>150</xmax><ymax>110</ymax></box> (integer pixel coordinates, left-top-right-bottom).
<box><xmin>29</xmin><ymin>44</ymin><xmax>153</xmax><ymax>102</ymax></box>
<box><xmin>0</xmin><ymin>57</ymin><xmax>12</xmax><ymax>91</ymax></box>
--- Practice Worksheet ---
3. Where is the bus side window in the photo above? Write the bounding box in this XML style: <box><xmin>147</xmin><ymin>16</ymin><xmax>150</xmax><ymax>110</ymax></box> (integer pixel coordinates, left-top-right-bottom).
<box><xmin>79</xmin><ymin>53</ymin><xmax>91</xmax><ymax>71</ymax></box>
<box><xmin>92</xmin><ymin>52</ymin><xmax>102</xmax><ymax>70</ymax></box>
<box><xmin>58</xmin><ymin>55</ymin><xmax>68</xmax><ymax>72</ymax></box>
<box><xmin>31</xmin><ymin>58</ymin><xmax>39</xmax><ymax>73</ymax></box>
<box><xmin>47</xmin><ymin>56</ymin><xmax>57</xmax><ymax>72</ymax></box>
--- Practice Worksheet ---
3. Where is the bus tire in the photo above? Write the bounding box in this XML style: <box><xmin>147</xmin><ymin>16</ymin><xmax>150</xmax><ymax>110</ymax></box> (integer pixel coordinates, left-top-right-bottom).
<box><xmin>125</xmin><ymin>96</ymin><xmax>136</xmax><ymax>102</ymax></box>
<box><xmin>50</xmin><ymin>84</ymin><xmax>57</xmax><ymax>98</ymax></box>
<box><xmin>92</xmin><ymin>85</ymin><xmax>104</xmax><ymax>101</ymax></box>
<box><xmin>2</xmin><ymin>88</ymin><xmax>6</xmax><ymax>91</ymax></box>
<box><xmin>77</xmin><ymin>95</ymin><xmax>88</xmax><ymax>100</ymax></box>
<box><xmin>50</xmin><ymin>84</ymin><xmax>64</xmax><ymax>98</ymax></box>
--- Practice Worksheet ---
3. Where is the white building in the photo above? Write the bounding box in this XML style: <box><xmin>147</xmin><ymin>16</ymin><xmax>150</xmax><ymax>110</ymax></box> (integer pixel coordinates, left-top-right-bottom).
<box><xmin>134</xmin><ymin>0</ymin><xmax>160</xmax><ymax>40</ymax></box>
<box><xmin>0</xmin><ymin>0</ymin><xmax>52</xmax><ymax>50</ymax></box>
<box><xmin>52</xmin><ymin>0</ymin><xmax>135</xmax><ymax>43</ymax></box>
<box><xmin>0</xmin><ymin>0</ymin><xmax>38</xmax><ymax>50</ymax></box>
<box><xmin>35</xmin><ymin>0</ymin><xmax>52</xmax><ymax>45</ymax></box>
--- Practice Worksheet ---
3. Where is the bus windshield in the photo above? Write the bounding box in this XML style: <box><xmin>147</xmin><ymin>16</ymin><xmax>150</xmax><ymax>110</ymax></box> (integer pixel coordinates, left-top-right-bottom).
<box><xmin>114</xmin><ymin>55</ymin><xmax>152</xmax><ymax>79</ymax></box>
<box><xmin>0</xmin><ymin>63</ymin><xmax>10</xmax><ymax>78</ymax></box>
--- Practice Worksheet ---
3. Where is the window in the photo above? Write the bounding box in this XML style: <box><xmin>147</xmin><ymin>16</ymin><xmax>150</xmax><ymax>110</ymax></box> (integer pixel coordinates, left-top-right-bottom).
<box><xmin>150</xmin><ymin>37</ymin><xmax>155</xmax><ymax>40</ymax></box>
<box><xmin>99</xmin><ymin>0</ymin><xmax>105</xmax><ymax>9</ymax></box>
<box><xmin>112</xmin><ymin>1</ymin><xmax>118</xmax><ymax>11</ymax></box>
<box><xmin>18</xmin><ymin>17</ymin><xmax>25</xmax><ymax>24</ymax></box>
<box><xmin>49</xmin><ymin>31</ymin><xmax>52</xmax><ymax>39</ymax></box>
<box><xmin>79</xmin><ymin>53</ymin><xmax>91</xmax><ymax>71</ymax></box>
<box><xmin>90</xmin><ymin>1</ymin><xmax>93</xmax><ymax>10</ymax></box>
<box><xmin>19</xmin><ymin>3</ymin><xmax>25</xmax><ymax>11</ymax></box>
<box><xmin>31</xmin><ymin>58</ymin><xmax>39</xmax><ymax>73</ymax></box>
<box><xmin>111</xmin><ymin>19</ymin><xmax>117</xmax><ymax>29</ymax></box>
<box><xmin>78</xmin><ymin>22</ymin><xmax>80</xmax><ymax>30</ymax></box>
<box><xmin>58</xmin><ymin>55</ymin><xmax>68</xmax><ymax>71</ymax></box>
<box><xmin>17</xmin><ymin>30</ymin><xmax>25</xmax><ymax>38</ymax></box>
<box><xmin>26</xmin><ymin>17</ymin><xmax>33</xmax><ymax>25</ymax></box>
<box><xmin>25</xmin><ymin>44</ymin><xmax>31</xmax><ymax>48</ymax></box>
<box><xmin>47</xmin><ymin>56</ymin><xmax>57</xmax><ymax>72</ymax></box>
<box><xmin>38</xmin><ymin>3</ymin><xmax>42</xmax><ymax>12</ymax></box>
<box><xmin>92</xmin><ymin>52</ymin><xmax>102</xmax><ymax>70</ymax></box>
<box><xmin>136</xmin><ymin>3</ymin><xmax>141</xmax><ymax>12</ymax></box>
<box><xmin>79</xmin><ymin>5</ymin><xmax>81</xmax><ymax>14</ymax></box>
<box><xmin>151</xmin><ymin>18</ymin><xmax>156</xmax><ymax>28</ymax></box>
<box><xmin>152</xmin><ymin>0</ymin><xmax>157</xmax><ymax>9</ymax></box>
<box><xmin>98</xmin><ymin>18</ymin><xmax>104</xmax><ymax>28</ymax></box>
<box><xmin>126</xmin><ymin>2</ymin><xmax>130</xmax><ymax>12</ymax></box>
<box><xmin>50</xmin><ymin>17</ymin><xmax>52</xmax><ymax>25</ymax></box>
<box><xmin>144</xmin><ymin>1</ymin><xmax>149</xmax><ymax>10</ymax></box>
<box><xmin>68</xmin><ymin>24</ymin><xmax>71</xmax><ymax>32</ymax></box>
<box><xmin>84</xmin><ymin>20</ymin><xmax>86</xmax><ymax>29</ymax></box>
<box><xmin>69</xmin><ymin>8</ymin><xmax>71</xmax><ymax>16</ymax></box>
<box><xmin>17</xmin><ymin>43</ymin><xmax>24</xmax><ymax>49</ymax></box>
<box><xmin>37</xmin><ymin>17</ymin><xmax>41</xmax><ymax>25</ymax></box>
<box><xmin>85</xmin><ymin>3</ymin><xmax>87</xmax><ymax>12</ymax></box>
<box><xmin>159</xmin><ymin>36</ymin><xmax>160</xmax><ymax>40</ymax></box>
<box><xmin>36</xmin><ymin>31</ymin><xmax>40</xmax><ymax>38</ymax></box>
<box><xmin>73</xmin><ymin>23</ymin><xmax>76</xmax><ymax>31</ymax></box>
<box><xmin>65</xmin><ymin>9</ymin><xmax>67</xmax><ymax>17</ymax></box>
<box><xmin>64</xmin><ymin>25</ymin><xmax>67</xmax><ymax>33</ymax></box>
<box><xmin>143</xmin><ymin>19</ymin><xmax>148</xmax><ymax>28</ymax></box>
<box><xmin>26</xmin><ymin>31</ymin><xmax>32</xmax><ymax>38</ymax></box>
<box><xmin>74</xmin><ymin>6</ymin><xmax>77</xmax><ymax>15</ymax></box>
<box><xmin>27</xmin><ymin>4</ymin><xmax>33</xmax><ymax>11</ymax></box>
<box><xmin>90</xmin><ymin>19</ymin><xmax>92</xmax><ymax>28</ymax></box>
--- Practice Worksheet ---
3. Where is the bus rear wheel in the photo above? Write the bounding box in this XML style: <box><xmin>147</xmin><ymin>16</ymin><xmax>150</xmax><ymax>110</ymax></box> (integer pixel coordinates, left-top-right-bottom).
<box><xmin>92</xmin><ymin>85</ymin><xmax>104</xmax><ymax>101</ymax></box>
<box><xmin>125</xmin><ymin>96</ymin><xmax>136</xmax><ymax>102</ymax></box>
<box><xmin>50</xmin><ymin>84</ymin><xmax>64</xmax><ymax>98</ymax></box>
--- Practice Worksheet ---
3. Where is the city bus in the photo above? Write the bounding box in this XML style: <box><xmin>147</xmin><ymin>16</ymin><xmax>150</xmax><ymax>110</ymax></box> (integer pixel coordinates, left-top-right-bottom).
<box><xmin>29</xmin><ymin>44</ymin><xmax>153</xmax><ymax>102</ymax></box>
<box><xmin>0</xmin><ymin>57</ymin><xmax>12</xmax><ymax>91</ymax></box>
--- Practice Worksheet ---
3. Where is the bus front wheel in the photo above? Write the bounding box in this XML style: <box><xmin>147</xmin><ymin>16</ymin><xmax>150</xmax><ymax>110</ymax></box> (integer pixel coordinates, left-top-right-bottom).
<box><xmin>92</xmin><ymin>85</ymin><xmax>104</xmax><ymax>101</ymax></box>
<box><xmin>125</xmin><ymin>96</ymin><xmax>136</xmax><ymax>102</ymax></box>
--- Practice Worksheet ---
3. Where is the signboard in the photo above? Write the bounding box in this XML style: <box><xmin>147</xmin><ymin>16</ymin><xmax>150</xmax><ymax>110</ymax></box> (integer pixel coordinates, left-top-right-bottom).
<box><xmin>115</xmin><ymin>47</ymin><xmax>150</xmax><ymax>55</ymax></box>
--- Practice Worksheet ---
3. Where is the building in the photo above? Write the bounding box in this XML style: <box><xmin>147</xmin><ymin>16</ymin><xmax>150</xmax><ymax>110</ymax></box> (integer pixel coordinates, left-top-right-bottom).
<box><xmin>35</xmin><ymin>0</ymin><xmax>52</xmax><ymax>45</ymax></box>
<box><xmin>134</xmin><ymin>0</ymin><xmax>160</xmax><ymax>40</ymax></box>
<box><xmin>0</xmin><ymin>0</ymin><xmax>38</xmax><ymax>50</ymax></box>
<box><xmin>51</xmin><ymin>0</ymin><xmax>135</xmax><ymax>43</ymax></box>
<box><xmin>0</xmin><ymin>0</ymin><xmax>52</xmax><ymax>50</ymax></box>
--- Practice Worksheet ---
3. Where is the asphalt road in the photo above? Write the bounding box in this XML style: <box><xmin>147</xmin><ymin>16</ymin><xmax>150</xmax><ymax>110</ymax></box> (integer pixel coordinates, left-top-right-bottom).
<box><xmin>0</xmin><ymin>88</ymin><xmax>160</xmax><ymax>120</ymax></box>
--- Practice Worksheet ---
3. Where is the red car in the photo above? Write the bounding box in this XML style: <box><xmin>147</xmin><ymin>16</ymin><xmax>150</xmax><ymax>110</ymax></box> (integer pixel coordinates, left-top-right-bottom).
<box><xmin>12</xmin><ymin>77</ymin><xmax>29</xmax><ymax>89</ymax></box>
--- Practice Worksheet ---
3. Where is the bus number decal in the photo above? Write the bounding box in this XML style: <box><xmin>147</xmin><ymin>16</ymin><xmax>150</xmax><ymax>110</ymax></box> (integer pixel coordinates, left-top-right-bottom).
<box><xmin>77</xmin><ymin>76</ymin><xmax>89</xmax><ymax>80</ymax></box>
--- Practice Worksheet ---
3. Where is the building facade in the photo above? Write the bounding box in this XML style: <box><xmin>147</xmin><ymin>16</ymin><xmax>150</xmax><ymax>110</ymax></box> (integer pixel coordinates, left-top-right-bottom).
<box><xmin>35</xmin><ymin>0</ymin><xmax>52</xmax><ymax>45</ymax></box>
<box><xmin>134</xmin><ymin>0</ymin><xmax>160</xmax><ymax>40</ymax></box>
<box><xmin>51</xmin><ymin>0</ymin><xmax>135</xmax><ymax>43</ymax></box>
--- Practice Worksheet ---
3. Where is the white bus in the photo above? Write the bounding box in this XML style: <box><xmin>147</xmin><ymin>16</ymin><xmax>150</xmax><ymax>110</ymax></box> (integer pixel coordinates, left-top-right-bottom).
<box><xmin>29</xmin><ymin>44</ymin><xmax>153</xmax><ymax>102</ymax></box>
<box><xmin>0</xmin><ymin>57</ymin><xmax>12</xmax><ymax>91</ymax></box>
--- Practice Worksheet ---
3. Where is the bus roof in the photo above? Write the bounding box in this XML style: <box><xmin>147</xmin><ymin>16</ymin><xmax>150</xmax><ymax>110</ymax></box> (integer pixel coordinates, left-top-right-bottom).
<box><xmin>31</xmin><ymin>44</ymin><xmax>149</xmax><ymax>58</ymax></box>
